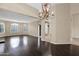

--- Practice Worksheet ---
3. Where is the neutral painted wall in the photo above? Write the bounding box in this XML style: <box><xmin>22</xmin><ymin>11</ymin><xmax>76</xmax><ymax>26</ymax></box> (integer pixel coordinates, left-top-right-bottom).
<box><xmin>28</xmin><ymin>21</ymin><xmax>39</xmax><ymax>37</ymax></box>
<box><xmin>70</xmin><ymin>4</ymin><xmax>79</xmax><ymax>45</ymax></box>
<box><xmin>0</xmin><ymin>20</ymin><xmax>28</xmax><ymax>37</ymax></box>
<box><xmin>71</xmin><ymin>14</ymin><xmax>79</xmax><ymax>46</ymax></box>
<box><xmin>55</xmin><ymin>4</ymin><xmax>71</xmax><ymax>44</ymax></box>
<box><xmin>70</xmin><ymin>3</ymin><xmax>79</xmax><ymax>15</ymax></box>
<box><xmin>41</xmin><ymin>4</ymin><xmax>71</xmax><ymax>44</ymax></box>
<box><xmin>72</xmin><ymin>14</ymin><xmax>79</xmax><ymax>38</ymax></box>
<box><xmin>49</xmin><ymin>16</ymin><xmax>56</xmax><ymax>43</ymax></box>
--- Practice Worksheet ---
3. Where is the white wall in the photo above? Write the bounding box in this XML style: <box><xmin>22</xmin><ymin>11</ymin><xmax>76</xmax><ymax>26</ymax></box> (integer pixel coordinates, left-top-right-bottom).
<box><xmin>41</xmin><ymin>4</ymin><xmax>71</xmax><ymax>44</ymax></box>
<box><xmin>70</xmin><ymin>4</ymin><xmax>79</xmax><ymax>38</ymax></box>
<box><xmin>55</xmin><ymin>4</ymin><xmax>71</xmax><ymax>44</ymax></box>
<box><xmin>71</xmin><ymin>14</ymin><xmax>79</xmax><ymax>46</ymax></box>
<box><xmin>72</xmin><ymin>14</ymin><xmax>79</xmax><ymax>38</ymax></box>
<box><xmin>49</xmin><ymin>16</ymin><xmax>56</xmax><ymax>43</ymax></box>
<box><xmin>28</xmin><ymin>21</ymin><xmax>39</xmax><ymax>37</ymax></box>
<box><xmin>70</xmin><ymin>4</ymin><xmax>79</xmax><ymax>15</ymax></box>
<box><xmin>70</xmin><ymin>4</ymin><xmax>79</xmax><ymax>45</ymax></box>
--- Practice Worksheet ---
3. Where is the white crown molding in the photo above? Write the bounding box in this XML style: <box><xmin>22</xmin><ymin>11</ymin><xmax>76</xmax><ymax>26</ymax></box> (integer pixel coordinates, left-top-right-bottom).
<box><xmin>0</xmin><ymin>17</ymin><xmax>28</xmax><ymax>23</ymax></box>
<box><xmin>0</xmin><ymin>17</ymin><xmax>39</xmax><ymax>23</ymax></box>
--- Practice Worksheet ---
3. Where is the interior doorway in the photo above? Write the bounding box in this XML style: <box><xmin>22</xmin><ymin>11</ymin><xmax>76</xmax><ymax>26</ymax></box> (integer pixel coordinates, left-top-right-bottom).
<box><xmin>37</xmin><ymin>24</ymin><xmax>41</xmax><ymax>48</ymax></box>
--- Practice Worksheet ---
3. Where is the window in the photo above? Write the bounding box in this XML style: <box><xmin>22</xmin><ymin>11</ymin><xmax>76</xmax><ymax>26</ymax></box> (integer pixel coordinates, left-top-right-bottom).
<box><xmin>11</xmin><ymin>23</ymin><xmax>18</xmax><ymax>33</ymax></box>
<box><xmin>23</xmin><ymin>24</ymin><xmax>28</xmax><ymax>32</ymax></box>
<box><xmin>0</xmin><ymin>23</ymin><xmax>5</xmax><ymax>33</ymax></box>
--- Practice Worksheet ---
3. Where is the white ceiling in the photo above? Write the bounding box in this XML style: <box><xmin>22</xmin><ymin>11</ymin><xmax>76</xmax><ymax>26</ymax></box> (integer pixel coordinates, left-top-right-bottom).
<box><xmin>27</xmin><ymin>3</ymin><xmax>41</xmax><ymax>11</ymax></box>
<box><xmin>0</xmin><ymin>9</ymin><xmax>38</xmax><ymax>23</ymax></box>
<box><xmin>0</xmin><ymin>3</ymin><xmax>41</xmax><ymax>23</ymax></box>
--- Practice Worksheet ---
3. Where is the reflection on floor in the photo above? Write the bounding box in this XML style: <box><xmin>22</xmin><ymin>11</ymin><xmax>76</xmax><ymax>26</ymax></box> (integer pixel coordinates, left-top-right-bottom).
<box><xmin>1</xmin><ymin>35</ymin><xmax>78</xmax><ymax>56</ymax></box>
<box><xmin>0</xmin><ymin>35</ymin><xmax>52</xmax><ymax>56</ymax></box>
<box><xmin>0</xmin><ymin>43</ymin><xmax>5</xmax><ymax>53</ymax></box>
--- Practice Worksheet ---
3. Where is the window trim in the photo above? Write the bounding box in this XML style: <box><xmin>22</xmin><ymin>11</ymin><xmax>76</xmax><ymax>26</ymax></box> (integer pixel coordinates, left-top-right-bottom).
<box><xmin>23</xmin><ymin>24</ymin><xmax>28</xmax><ymax>32</ymax></box>
<box><xmin>10</xmin><ymin>23</ymin><xmax>19</xmax><ymax>33</ymax></box>
<box><xmin>0</xmin><ymin>23</ymin><xmax>5</xmax><ymax>34</ymax></box>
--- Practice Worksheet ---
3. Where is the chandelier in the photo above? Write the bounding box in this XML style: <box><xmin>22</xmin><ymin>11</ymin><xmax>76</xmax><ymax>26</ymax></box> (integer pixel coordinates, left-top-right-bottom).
<box><xmin>39</xmin><ymin>3</ymin><xmax>54</xmax><ymax>20</ymax></box>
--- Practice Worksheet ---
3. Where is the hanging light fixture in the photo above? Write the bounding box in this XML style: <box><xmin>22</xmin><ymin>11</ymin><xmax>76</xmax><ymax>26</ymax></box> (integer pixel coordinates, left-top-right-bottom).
<box><xmin>39</xmin><ymin>3</ymin><xmax>54</xmax><ymax>20</ymax></box>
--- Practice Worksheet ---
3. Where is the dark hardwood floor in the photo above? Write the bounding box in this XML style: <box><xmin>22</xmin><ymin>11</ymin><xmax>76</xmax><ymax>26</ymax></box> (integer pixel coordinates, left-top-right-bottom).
<box><xmin>0</xmin><ymin>35</ymin><xmax>52</xmax><ymax>56</ymax></box>
<box><xmin>70</xmin><ymin>45</ymin><xmax>79</xmax><ymax>56</ymax></box>
<box><xmin>0</xmin><ymin>35</ymin><xmax>79</xmax><ymax>56</ymax></box>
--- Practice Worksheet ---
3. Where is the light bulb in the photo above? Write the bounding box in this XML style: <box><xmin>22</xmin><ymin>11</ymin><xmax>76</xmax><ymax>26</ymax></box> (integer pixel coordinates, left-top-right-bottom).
<box><xmin>51</xmin><ymin>11</ymin><xmax>54</xmax><ymax>16</ymax></box>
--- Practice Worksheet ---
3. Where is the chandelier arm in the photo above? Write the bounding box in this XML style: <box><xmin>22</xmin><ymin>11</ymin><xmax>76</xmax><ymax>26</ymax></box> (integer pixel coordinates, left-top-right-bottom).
<box><xmin>39</xmin><ymin>3</ymin><xmax>54</xmax><ymax>20</ymax></box>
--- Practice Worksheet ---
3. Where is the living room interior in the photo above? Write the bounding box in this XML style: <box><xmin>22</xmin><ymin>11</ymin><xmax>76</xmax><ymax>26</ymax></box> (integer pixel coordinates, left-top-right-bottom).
<box><xmin>0</xmin><ymin>3</ymin><xmax>79</xmax><ymax>56</ymax></box>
